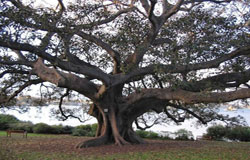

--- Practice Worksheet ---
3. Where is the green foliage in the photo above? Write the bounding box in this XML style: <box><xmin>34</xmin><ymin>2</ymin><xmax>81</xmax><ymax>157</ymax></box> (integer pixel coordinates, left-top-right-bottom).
<box><xmin>1</xmin><ymin>134</ymin><xmax>250</xmax><ymax>160</ymax></box>
<box><xmin>8</xmin><ymin>121</ymin><xmax>33</xmax><ymax>133</ymax></box>
<box><xmin>32</xmin><ymin>123</ymin><xmax>74</xmax><ymax>134</ymax></box>
<box><xmin>72</xmin><ymin>124</ymin><xmax>97</xmax><ymax>137</ymax></box>
<box><xmin>174</xmin><ymin>129</ymin><xmax>194</xmax><ymax>141</ymax></box>
<box><xmin>0</xmin><ymin>114</ymin><xmax>20</xmax><ymax>130</ymax></box>
<box><xmin>206</xmin><ymin>125</ymin><xmax>228</xmax><ymax>140</ymax></box>
<box><xmin>226</xmin><ymin>126</ymin><xmax>250</xmax><ymax>142</ymax></box>
<box><xmin>136</xmin><ymin>130</ymin><xmax>159</xmax><ymax>139</ymax></box>
<box><xmin>32</xmin><ymin>123</ymin><xmax>54</xmax><ymax>134</ymax></box>
<box><xmin>136</xmin><ymin>130</ymin><xmax>148</xmax><ymax>138</ymax></box>
<box><xmin>51</xmin><ymin>125</ymin><xmax>74</xmax><ymax>134</ymax></box>
<box><xmin>60</xmin><ymin>125</ymin><xmax>74</xmax><ymax>134</ymax></box>
<box><xmin>206</xmin><ymin>125</ymin><xmax>250</xmax><ymax>142</ymax></box>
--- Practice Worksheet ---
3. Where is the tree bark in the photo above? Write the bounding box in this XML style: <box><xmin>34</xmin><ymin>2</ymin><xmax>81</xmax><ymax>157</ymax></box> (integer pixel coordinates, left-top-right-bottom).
<box><xmin>77</xmin><ymin>100</ymin><xmax>145</xmax><ymax>148</ymax></box>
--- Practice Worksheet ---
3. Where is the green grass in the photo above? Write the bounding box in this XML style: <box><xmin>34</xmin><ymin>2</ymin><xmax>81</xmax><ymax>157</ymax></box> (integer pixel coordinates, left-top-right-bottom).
<box><xmin>0</xmin><ymin>131</ymin><xmax>6</xmax><ymax>136</ymax></box>
<box><xmin>1</xmin><ymin>132</ymin><xmax>250</xmax><ymax>160</ymax></box>
<box><xmin>0</xmin><ymin>130</ymin><xmax>65</xmax><ymax>138</ymax></box>
<box><xmin>13</xmin><ymin>144</ymin><xmax>250</xmax><ymax>160</ymax></box>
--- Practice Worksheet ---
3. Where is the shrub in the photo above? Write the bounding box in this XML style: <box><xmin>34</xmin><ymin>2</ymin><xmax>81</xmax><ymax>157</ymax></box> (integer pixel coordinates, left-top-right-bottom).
<box><xmin>72</xmin><ymin>124</ymin><xmax>97</xmax><ymax>137</ymax></box>
<box><xmin>136</xmin><ymin>130</ymin><xmax>159</xmax><ymax>139</ymax></box>
<box><xmin>90</xmin><ymin>123</ymin><xmax>98</xmax><ymax>133</ymax></box>
<box><xmin>159</xmin><ymin>135</ymin><xmax>172</xmax><ymax>140</ymax></box>
<box><xmin>174</xmin><ymin>129</ymin><xmax>194</xmax><ymax>140</ymax></box>
<box><xmin>206</xmin><ymin>125</ymin><xmax>228</xmax><ymax>140</ymax></box>
<box><xmin>9</xmin><ymin>121</ymin><xmax>33</xmax><ymax>133</ymax></box>
<box><xmin>49</xmin><ymin>125</ymin><xmax>73</xmax><ymax>134</ymax></box>
<box><xmin>0</xmin><ymin>114</ymin><xmax>20</xmax><ymax>130</ymax></box>
<box><xmin>136</xmin><ymin>130</ymin><xmax>148</xmax><ymax>138</ymax></box>
<box><xmin>226</xmin><ymin>126</ymin><xmax>250</xmax><ymax>142</ymax></box>
<box><xmin>61</xmin><ymin>125</ymin><xmax>74</xmax><ymax>134</ymax></box>
<box><xmin>32</xmin><ymin>123</ymin><xmax>53</xmax><ymax>134</ymax></box>
<box><xmin>147</xmin><ymin>131</ymin><xmax>159</xmax><ymax>139</ymax></box>
<box><xmin>50</xmin><ymin>125</ymin><xmax>64</xmax><ymax>134</ymax></box>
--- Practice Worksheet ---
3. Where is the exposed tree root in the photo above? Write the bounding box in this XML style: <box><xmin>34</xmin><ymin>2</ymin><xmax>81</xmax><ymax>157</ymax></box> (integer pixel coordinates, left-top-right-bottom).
<box><xmin>76</xmin><ymin>135</ymin><xmax>109</xmax><ymax>148</ymax></box>
<box><xmin>125</xmin><ymin>129</ymin><xmax>147</xmax><ymax>144</ymax></box>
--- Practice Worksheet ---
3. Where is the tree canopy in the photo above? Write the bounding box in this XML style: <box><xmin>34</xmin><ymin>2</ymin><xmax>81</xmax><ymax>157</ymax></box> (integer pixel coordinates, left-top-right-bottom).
<box><xmin>0</xmin><ymin>0</ymin><xmax>249</xmax><ymax>147</ymax></box>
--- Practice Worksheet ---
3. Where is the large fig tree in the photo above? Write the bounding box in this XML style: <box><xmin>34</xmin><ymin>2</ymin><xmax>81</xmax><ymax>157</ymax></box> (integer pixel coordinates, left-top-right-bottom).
<box><xmin>0</xmin><ymin>0</ymin><xmax>249</xmax><ymax>147</ymax></box>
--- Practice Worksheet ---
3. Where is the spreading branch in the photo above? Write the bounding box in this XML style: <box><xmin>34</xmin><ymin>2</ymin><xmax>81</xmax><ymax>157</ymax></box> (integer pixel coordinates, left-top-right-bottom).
<box><xmin>114</xmin><ymin>46</ymin><xmax>250</xmax><ymax>86</ymax></box>
<box><xmin>77</xmin><ymin>31</ymin><xmax>121</xmax><ymax>74</ymax></box>
<box><xmin>184</xmin><ymin>69</ymin><xmax>250</xmax><ymax>92</ymax></box>
<box><xmin>162</xmin><ymin>0</ymin><xmax>184</xmax><ymax>22</ymax></box>
<box><xmin>0</xmin><ymin>40</ymin><xmax>111</xmax><ymax>84</ymax></box>
<box><xmin>57</xmin><ymin>89</ymin><xmax>89</xmax><ymax>123</ymax></box>
<box><xmin>127</xmin><ymin>88</ymin><xmax>250</xmax><ymax>105</ymax></box>
<box><xmin>32</xmin><ymin>58</ymin><xmax>99</xmax><ymax>100</ymax></box>
<box><xmin>0</xmin><ymin>79</ymin><xmax>44</xmax><ymax>104</ymax></box>
<box><xmin>0</xmin><ymin>70</ymin><xmax>30</xmax><ymax>78</ymax></box>
<box><xmin>83</xmin><ymin>7</ymin><xmax>136</xmax><ymax>28</ymax></box>
<box><xmin>135</xmin><ymin>116</ymin><xmax>160</xmax><ymax>130</ymax></box>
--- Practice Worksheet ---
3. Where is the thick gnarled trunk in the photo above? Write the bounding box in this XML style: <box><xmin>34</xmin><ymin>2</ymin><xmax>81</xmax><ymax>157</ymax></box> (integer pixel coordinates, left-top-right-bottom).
<box><xmin>76</xmin><ymin>102</ymin><xmax>145</xmax><ymax>148</ymax></box>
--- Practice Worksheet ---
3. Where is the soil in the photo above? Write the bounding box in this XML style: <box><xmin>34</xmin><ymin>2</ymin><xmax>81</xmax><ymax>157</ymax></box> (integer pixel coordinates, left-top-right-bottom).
<box><xmin>1</xmin><ymin>135</ymin><xmax>209</xmax><ymax>156</ymax></box>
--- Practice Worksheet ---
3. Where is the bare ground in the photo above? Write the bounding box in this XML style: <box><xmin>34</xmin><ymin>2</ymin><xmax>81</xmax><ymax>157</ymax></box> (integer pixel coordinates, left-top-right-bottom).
<box><xmin>0</xmin><ymin>135</ymin><xmax>209</xmax><ymax>156</ymax></box>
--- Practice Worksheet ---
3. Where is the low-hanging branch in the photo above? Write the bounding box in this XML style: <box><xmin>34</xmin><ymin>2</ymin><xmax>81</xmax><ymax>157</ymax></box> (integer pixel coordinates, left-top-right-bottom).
<box><xmin>57</xmin><ymin>89</ymin><xmax>88</xmax><ymax>123</ymax></box>
<box><xmin>0</xmin><ymin>79</ymin><xmax>44</xmax><ymax>104</ymax></box>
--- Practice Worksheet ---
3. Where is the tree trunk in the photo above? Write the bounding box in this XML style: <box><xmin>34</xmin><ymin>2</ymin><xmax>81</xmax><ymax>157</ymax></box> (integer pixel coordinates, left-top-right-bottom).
<box><xmin>76</xmin><ymin>102</ymin><xmax>145</xmax><ymax>148</ymax></box>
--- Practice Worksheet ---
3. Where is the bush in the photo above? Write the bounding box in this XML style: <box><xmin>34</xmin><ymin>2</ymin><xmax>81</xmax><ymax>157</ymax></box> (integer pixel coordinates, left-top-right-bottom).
<box><xmin>9</xmin><ymin>121</ymin><xmax>33</xmax><ymax>133</ymax></box>
<box><xmin>33</xmin><ymin>123</ymin><xmax>53</xmax><ymax>134</ymax></box>
<box><xmin>0</xmin><ymin>114</ymin><xmax>20</xmax><ymax>130</ymax></box>
<box><xmin>206</xmin><ymin>125</ymin><xmax>250</xmax><ymax>142</ymax></box>
<box><xmin>136</xmin><ymin>130</ymin><xmax>159</xmax><ymax>139</ymax></box>
<box><xmin>136</xmin><ymin>130</ymin><xmax>148</xmax><ymax>138</ymax></box>
<box><xmin>148</xmin><ymin>131</ymin><xmax>159</xmax><ymax>139</ymax></box>
<box><xmin>226</xmin><ymin>126</ymin><xmax>250</xmax><ymax>142</ymax></box>
<box><xmin>159</xmin><ymin>135</ymin><xmax>172</xmax><ymax>140</ymax></box>
<box><xmin>174</xmin><ymin>129</ymin><xmax>194</xmax><ymax>141</ymax></box>
<box><xmin>50</xmin><ymin>125</ymin><xmax>74</xmax><ymax>134</ymax></box>
<box><xmin>206</xmin><ymin>125</ymin><xmax>228</xmax><ymax>140</ymax></box>
<box><xmin>72</xmin><ymin>124</ymin><xmax>97</xmax><ymax>137</ymax></box>
<box><xmin>50</xmin><ymin>125</ymin><xmax>64</xmax><ymax>134</ymax></box>
<box><xmin>61</xmin><ymin>125</ymin><xmax>74</xmax><ymax>134</ymax></box>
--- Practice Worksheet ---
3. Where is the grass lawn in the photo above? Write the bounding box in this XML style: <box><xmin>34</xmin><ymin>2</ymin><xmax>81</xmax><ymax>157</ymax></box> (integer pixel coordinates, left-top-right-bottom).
<box><xmin>0</xmin><ymin>132</ymin><xmax>249</xmax><ymax>160</ymax></box>
<box><xmin>0</xmin><ymin>130</ymin><xmax>6</xmax><ymax>136</ymax></box>
<box><xmin>0</xmin><ymin>130</ymin><xmax>64</xmax><ymax>138</ymax></box>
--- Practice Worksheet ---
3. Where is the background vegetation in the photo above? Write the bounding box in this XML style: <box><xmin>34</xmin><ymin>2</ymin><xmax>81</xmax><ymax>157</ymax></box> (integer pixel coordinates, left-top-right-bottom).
<box><xmin>206</xmin><ymin>125</ymin><xmax>250</xmax><ymax>142</ymax></box>
<box><xmin>1</xmin><ymin>114</ymin><xmax>250</xmax><ymax>142</ymax></box>
<box><xmin>72</xmin><ymin>124</ymin><xmax>97</xmax><ymax>137</ymax></box>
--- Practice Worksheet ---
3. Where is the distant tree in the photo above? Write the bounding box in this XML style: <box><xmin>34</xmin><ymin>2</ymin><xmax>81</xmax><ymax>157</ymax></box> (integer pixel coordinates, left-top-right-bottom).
<box><xmin>206</xmin><ymin>125</ymin><xmax>228</xmax><ymax>140</ymax></box>
<box><xmin>226</xmin><ymin>126</ymin><xmax>250</xmax><ymax>141</ymax></box>
<box><xmin>0</xmin><ymin>0</ymin><xmax>249</xmax><ymax>147</ymax></box>
<box><xmin>206</xmin><ymin>125</ymin><xmax>250</xmax><ymax>141</ymax></box>
<box><xmin>72</xmin><ymin>124</ymin><xmax>97</xmax><ymax>137</ymax></box>
<box><xmin>32</xmin><ymin>123</ymin><xmax>53</xmax><ymax>134</ymax></box>
<box><xmin>175</xmin><ymin>129</ymin><xmax>194</xmax><ymax>140</ymax></box>
<box><xmin>0</xmin><ymin>114</ymin><xmax>20</xmax><ymax>130</ymax></box>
